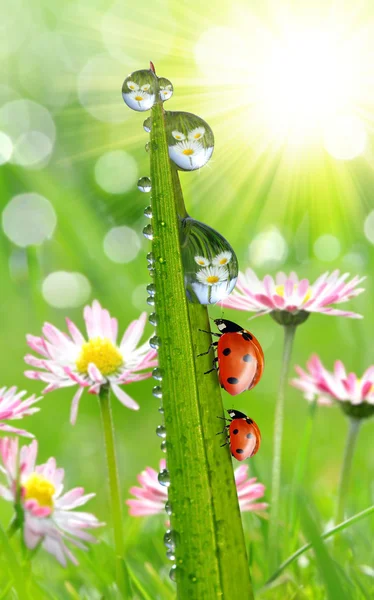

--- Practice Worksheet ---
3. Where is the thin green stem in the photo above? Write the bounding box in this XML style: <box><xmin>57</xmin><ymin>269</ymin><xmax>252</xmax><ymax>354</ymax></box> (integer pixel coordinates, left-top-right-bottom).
<box><xmin>336</xmin><ymin>417</ymin><xmax>361</xmax><ymax>524</ymax></box>
<box><xmin>99</xmin><ymin>385</ymin><xmax>130</xmax><ymax>598</ymax></box>
<box><xmin>268</xmin><ymin>324</ymin><xmax>297</xmax><ymax>571</ymax></box>
<box><xmin>288</xmin><ymin>400</ymin><xmax>318</xmax><ymax>546</ymax></box>
<box><xmin>265</xmin><ymin>504</ymin><xmax>374</xmax><ymax>586</ymax></box>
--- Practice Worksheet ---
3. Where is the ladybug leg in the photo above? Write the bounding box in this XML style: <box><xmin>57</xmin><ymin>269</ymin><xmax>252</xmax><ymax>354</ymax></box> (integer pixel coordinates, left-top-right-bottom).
<box><xmin>197</xmin><ymin>341</ymin><xmax>218</xmax><ymax>357</ymax></box>
<box><xmin>220</xmin><ymin>437</ymin><xmax>230</xmax><ymax>448</ymax></box>
<box><xmin>198</xmin><ymin>329</ymin><xmax>221</xmax><ymax>338</ymax></box>
<box><xmin>204</xmin><ymin>356</ymin><xmax>218</xmax><ymax>375</ymax></box>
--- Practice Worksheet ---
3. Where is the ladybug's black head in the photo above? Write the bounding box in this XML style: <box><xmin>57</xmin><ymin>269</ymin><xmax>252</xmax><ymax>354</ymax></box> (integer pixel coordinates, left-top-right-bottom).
<box><xmin>227</xmin><ymin>409</ymin><xmax>248</xmax><ymax>420</ymax></box>
<box><xmin>214</xmin><ymin>319</ymin><xmax>244</xmax><ymax>333</ymax></box>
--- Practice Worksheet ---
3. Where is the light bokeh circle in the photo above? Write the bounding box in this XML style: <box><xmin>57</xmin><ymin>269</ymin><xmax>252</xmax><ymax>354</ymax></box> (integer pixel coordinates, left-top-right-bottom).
<box><xmin>103</xmin><ymin>225</ymin><xmax>141</xmax><ymax>263</ymax></box>
<box><xmin>94</xmin><ymin>150</ymin><xmax>138</xmax><ymax>194</ymax></box>
<box><xmin>42</xmin><ymin>271</ymin><xmax>91</xmax><ymax>308</ymax></box>
<box><xmin>2</xmin><ymin>193</ymin><xmax>57</xmax><ymax>247</ymax></box>
<box><xmin>313</xmin><ymin>234</ymin><xmax>341</xmax><ymax>262</ymax></box>
<box><xmin>323</xmin><ymin>116</ymin><xmax>367</xmax><ymax>160</ymax></box>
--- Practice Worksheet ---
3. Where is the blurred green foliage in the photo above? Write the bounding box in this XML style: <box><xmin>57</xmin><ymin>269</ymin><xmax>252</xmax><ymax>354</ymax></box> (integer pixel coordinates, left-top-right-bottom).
<box><xmin>1</xmin><ymin>0</ymin><xmax>373</xmax><ymax>597</ymax></box>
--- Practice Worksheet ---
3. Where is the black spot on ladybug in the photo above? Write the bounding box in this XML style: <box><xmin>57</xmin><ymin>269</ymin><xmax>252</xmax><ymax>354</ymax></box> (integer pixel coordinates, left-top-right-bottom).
<box><xmin>242</xmin><ymin>354</ymin><xmax>252</xmax><ymax>362</ymax></box>
<box><xmin>246</xmin><ymin>433</ymin><xmax>253</xmax><ymax>439</ymax></box>
<box><xmin>233</xmin><ymin>429</ymin><xmax>239</xmax><ymax>435</ymax></box>
<box><xmin>242</xmin><ymin>332</ymin><xmax>253</xmax><ymax>341</ymax></box>
<box><xmin>223</xmin><ymin>347</ymin><xmax>231</xmax><ymax>356</ymax></box>
<box><xmin>236</xmin><ymin>449</ymin><xmax>244</xmax><ymax>454</ymax></box>
<box><xmin>227</xmin><ymin>377</ymin><xmax>239</xmax><ymax>384</ymax></box>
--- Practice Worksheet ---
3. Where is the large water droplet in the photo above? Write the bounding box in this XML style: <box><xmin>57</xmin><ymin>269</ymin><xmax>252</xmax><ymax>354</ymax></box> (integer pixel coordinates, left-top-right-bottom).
<box><xmin>146</xmin><ymin>283</ymin><xmax>156</xmax><ymax>296</ymax></box>
<box><xmin>138</xmin><ymin>176</ymin><xmax>152</xmax><ymax>193</ymax></box>
<box><xmin>146</xmin><ymin>252</ymin><xmax>154</xmax><ymax>264</ymax></box>
<box><xmin>181</xmin><ymin>217</ymin><xmax>238</xmax><ymax>304</ymax></box>
<box><xmin>166</xmin><ymin>550</ymin><xmax>176</xmax><ymax>561</ymax></box>
<box><xmin>152</xmin><ymin>367</ymin><xmax>163</xmax><ymax>380</ymax></box>
<box><xmin>143</xmin><ymin>116</ymin><xmax>152</xmax><ymax>133</ymax></box>
<box><xmin>156</xmin><ymin>425</ymin><xmax>166</xmax><ymax>438</ymax></box>
<box><xmin>148</xmin><ymin>312</ymin><xmax>158</xmax><ymax>326</ymax></box>
<box><xmin>165</xmin><ymin>501</ymin><xmax>172</xmax><ymax>516</ymax></box>
<box><xmin>164</xmin><ymin>529</ymin><xmax>179</xmax><ymax>550</ymax></box>
<box><xmin>165</xmin><ymin>111</ymin><xmax>214</xmax><ymax>171</ymax></box>
<box><xmin>169</xmin><ymin>565</ymin><xmax>178</xmax><ymax>582</ymax></box>
<box><xmin>158</xmin><ymin>468</ymin><xmax>170</xmax><ymax>487</ymax></box>
<box><xmin>153</xmin><ymin>385</ymin><xmax>163</xmax><ymax>399</ymax></box>
<box><xmin>146</xmin><ymin>296</ymin><xmax>155</xmax><ymax>306</ymax></box>
<box><xmin>158</xmin><ymin>77</ymin><xmax>173</xmax><ymax>102</ymax></box>
<box><xmin>161</xmin><ymin>439</ymin><xmax>167</xmax><ymax>452</ymax></box>
<box><xmin>144</xmin><ymin>205</ymin><xmax>153</xmax><ymax>219</ymax></box>
<box><xmin>142</xmin><ymin>224</ymin><xmax>153</xmax><ymax>240</ymax></box>
<box><xmin>150</xmin><ymin>335</ymin><xmax>161</xmax><ymax>349</ymax></box>
<box><xmin>122</xmin><ymin>69</ymin><xmax>157</xmax><ymax>112</ymax></box>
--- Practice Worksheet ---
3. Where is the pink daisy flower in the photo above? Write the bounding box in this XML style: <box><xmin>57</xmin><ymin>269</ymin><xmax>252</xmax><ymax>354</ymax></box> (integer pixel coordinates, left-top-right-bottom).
<box><xmin>126</xmin><ymin>460</ymin><xmax>268</xmax><ymax>516</ymax></box>
<box><xmin>291</xmin><ymin>355</ymin><xmax>374</xmax><ymax>418</ymax></box>
<box><xmin>24</xmin><ymin>300</ymin><xmax>157</xmax><ymax>424</ymax></box>
<box><xmin>0</xmin><ymin>386</ymin><xmax>40</xmax><ymax>438</ymax></box>
<box><xmin>0</xmin><ymin>437</ymin><xmax>103</xmax><ymax>566</ymax></box>
<box><xmin>220</xmin><ymin>269</ymin><xmax>365</xmax><ymax>320</ymax></box>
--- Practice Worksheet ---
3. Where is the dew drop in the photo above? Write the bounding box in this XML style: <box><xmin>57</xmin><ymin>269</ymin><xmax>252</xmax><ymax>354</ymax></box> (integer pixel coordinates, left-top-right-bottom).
<box><xmin>146</xmin><ymin>296</ymin><xmax>155</xmax><ymax>306</ymax></box>
<box><xmin>158</xmin><ymin>468</ymin><xmax>170</xmax><ymax>487</ymax></box>
<box><xmin>180</xmin><ymin>217</ymin><xmax>238</xmax><ymax>305</ymax></box>
<box><xmin>137</xmin><ymin>176</ymin><xmax>152</xmax><ymax>193</ymax></box>
<box><xmin>158</xmin><ymin>77</ymin><xmax>173</xmax><ymax>102</ymax></box>
<box><xmin>164</xmin><ymin>529</ymin><xmax>179</xmax><ymax>550</ymax></box>
<box><xmin>166</xmin><ymin>550</ymin><xmax>176</xmax><ymax>561</ymax></box>
<box><xmin>146</xmin><ymin>283</ymin><xmax>156</xmax><ymax>296</ymax></box>
<box><xmin>152</xmin><ymin>367</ymin><xmax>163</xmax><ymax>380</ymax></box>
<box><xmin>165</xmin><ymin>111</ymin><xmax>214</xmax><ymax>171</ymax></box>
<box><xmin>148</xmin><ymin>312</ymin><xmax>158</xmax><ymax>326</ymax></box>
<box><xmin>146</xmin><ymin>252</ymin><xmax>154</xmax><ymax>264</ymax></box>
<box><xmin>165</xmin><ymin>501</ymin><xmax>172</xmax><ymax>516</ymax></box>
<box><xmin>147</xmin><ymin>265</ymin><xmax>155</xmax><ymax>277</ymax></box>
<box><xmin>161</xmin><ymin>439</ymin><xmax>167</xmax><ymax>452</ymax></box>
<box><xmin>142</xmin><ymin>224</ymin><xmax>153</xmax><ymax>240</ymax></box>
<box><xmin>156</xmin><ymin>425</ymin><xmax>166</xmax><ymax>438</ymax></box>
<box><xmin>158</xmin><ymin>257</ymin><xmax>166</xmax><ymax>264</ymax></box>
<box><xmin>122</xmin><ymin>70</ymin><xmax>157</xmax><ymax>112</ymax></box>
<box><xmin>159</xmin><ymin>406</ymin><xmax>165</xmax><ymax>415</ymax></box>
<box><xmin>152</xmin><ymin>385</ymin><xmax>163</xmax><ymax>399</ymax></box>
<box><xmin>143</xmin><ymin>116</ymin><xmax>152</xmax><ymax>133</ymax></box>
<box><xmin>144</xmin><ymin>205</ymin><xmax>153</xmax><ymax>218</ymax></box>
<box><xmin>150</xmin><ymin>335</ymin><xmax>161</xmax><ymax>349</ymax></box>
<box><xmin>169</xmin><ymin>565</ymin><xmax>178</xmax><ymax>582</ymax></box>
<box><xmin>189</xmin><ymin>574</ymin><xmax>197</xmax><ymax>584</ymax></box>
<box><xmin>145</xmin><ymin>141</ymin><xmax>150</xmax><ymax>153</ymax></box>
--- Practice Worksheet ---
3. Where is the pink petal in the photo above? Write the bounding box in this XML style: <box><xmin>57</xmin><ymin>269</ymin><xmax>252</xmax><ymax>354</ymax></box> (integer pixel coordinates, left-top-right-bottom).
<box><xmin>111</xmin><ymin>384</ymin><xmax>139</xmax><ymax>410</ymax></box>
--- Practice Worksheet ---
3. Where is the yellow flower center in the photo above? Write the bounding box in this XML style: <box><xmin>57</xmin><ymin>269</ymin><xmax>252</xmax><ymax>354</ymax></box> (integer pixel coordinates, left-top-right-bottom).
<box><xmin>197</xmin><ymin>260</ymin><xmax>206</xmax><ymax>264</ymax></box>
<box><xmin>206</xmin><ymin>275</ymin><xmax>220</xmax><ymax>284</ymax></box>
<box><xmin>76</xmin><ymin>337</ymin><xmax>123</xmax><ymax>376</ymax></box>
<box><xmin>219</xmin><ymin>258</ymin><xmax>228</xmax><ymax>265</ymax></box>
<box><xmin>135</xmin><ymin>95</ymin><xmax>144</xmax><ymax>101</ymax></box>
<box><xmin>194</xmin><ymin>133</ymin><xmax>202</xmax><ymax>139</ymax></box>
<box><xmin>182</xmin><ymin>148</ymin><xmax>194</xmax><ymax>156</ymax></box>
<box><xmin>129</xmin><ymin>85</ymin><xmax>136</xmax><ymax>89</ymax></box>
<box><xmin>24</xmin><ymin>473</ymin><xmax>55</xmax><ymax>508</ymax></box>
<box><xmin>275</xmin><ymin>284</ymin><xmax>312</xmax><ymax>303</ymax></box>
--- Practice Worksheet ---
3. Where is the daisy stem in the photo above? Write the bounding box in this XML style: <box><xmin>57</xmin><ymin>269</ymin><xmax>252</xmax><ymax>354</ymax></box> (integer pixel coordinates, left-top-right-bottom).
<box><xmin>268</xmin><ymin>323</ymin><xmax>297</xmax><ymax>572</ymax></box>
<box><xmin>99</xmin><ymin>385</ymin><xmax>130</xmax><ymax>598</ymax></box>
<box><xmin>336</xmin><ymin>416</ymin><xmax>361</xmax><ymax>525</ymax></box>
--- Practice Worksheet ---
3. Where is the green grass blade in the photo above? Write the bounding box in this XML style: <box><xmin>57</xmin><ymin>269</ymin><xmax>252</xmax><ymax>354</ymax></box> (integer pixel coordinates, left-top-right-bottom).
<box><xmin>0</xmin><ymin>524</ymin><xmax>30</xmax><ymax>600</ymax></box>
<box><xmin>149</xmin><ymin>95</ymin><xmax>252</xmax><ymax>599</ymax></box>
<box><xmin>266</xmin><ymin>504</ymin><xmax>374</xmax><ymax>587</ymax></box>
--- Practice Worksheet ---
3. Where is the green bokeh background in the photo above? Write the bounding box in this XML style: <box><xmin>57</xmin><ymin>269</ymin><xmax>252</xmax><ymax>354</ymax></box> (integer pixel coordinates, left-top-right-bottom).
<box><xmin>1</xmin><ymin>0</ymin><xmax>373</xmax><ymax>596</ymax></box>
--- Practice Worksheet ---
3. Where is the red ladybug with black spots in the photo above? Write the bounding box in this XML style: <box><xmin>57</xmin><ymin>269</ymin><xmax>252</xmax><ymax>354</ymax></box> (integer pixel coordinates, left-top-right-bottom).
<box><xmin>199</xmin><ymin>319</ymin><xmax>264</xmax><ymax>395</ymax></box>
<box><xmin>218</xmin><ymin>409</ymin><xmax>261</xmax><ymax>461</ymax></box>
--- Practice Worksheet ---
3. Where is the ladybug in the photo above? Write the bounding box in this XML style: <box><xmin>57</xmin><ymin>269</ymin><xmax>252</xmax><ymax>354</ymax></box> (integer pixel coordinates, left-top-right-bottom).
<box><xmin>199</xmin><ymin>319</ymin><xmax>264</xmax><ymax>395</ymax></box>
<box><xmin>218</xmin><ymin>409</ymin><xmax>261</xmax><ymax>461</ymax></box>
